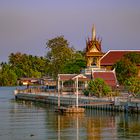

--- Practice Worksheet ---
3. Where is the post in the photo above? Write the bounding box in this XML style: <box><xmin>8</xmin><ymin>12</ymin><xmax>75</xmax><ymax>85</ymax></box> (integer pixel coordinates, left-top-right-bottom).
<box><xmin>76</xmin><ymin>114</ymin><xmax>79</xmax><ymax>140</ymax></box>
<box><xmin>76</xmin><ymin>77</ymin><xmax>79</xmax><ymax>109</ymax></box>
<box><xmin>58</xmin><ymin>115</ymin><xmax>60</xmax><ymax>140</ymax></box>
<box><xmin>58</xmin><ymin>75</ymin><xmax>60</xmax><ymax>108</ymax></box>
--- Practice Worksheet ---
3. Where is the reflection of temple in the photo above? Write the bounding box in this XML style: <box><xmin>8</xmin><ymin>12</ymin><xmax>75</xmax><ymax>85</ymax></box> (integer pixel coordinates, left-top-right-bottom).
<box><xmin>56</xmin><ymin>110</ymin><xmax>117</xmax><ymax>140</ymax></box>
<box><xmin>85</xmin><ymin>25</ymin><xmax>104</xmax><ymax>68</ymax></box>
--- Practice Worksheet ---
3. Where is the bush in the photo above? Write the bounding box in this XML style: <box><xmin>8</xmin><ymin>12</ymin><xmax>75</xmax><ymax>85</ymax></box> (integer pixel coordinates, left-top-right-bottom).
<box><xmin>85</xmin><ymin>78</ymin><xmax>112</xmax><ymax>97</ymax></box>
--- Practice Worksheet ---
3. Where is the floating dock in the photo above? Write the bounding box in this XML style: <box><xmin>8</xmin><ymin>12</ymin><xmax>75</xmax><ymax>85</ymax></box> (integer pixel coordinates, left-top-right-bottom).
<box><xmin>55</xmin><ymin>106</ymin><xmax>85</xmax><ymax>113</ymax></box>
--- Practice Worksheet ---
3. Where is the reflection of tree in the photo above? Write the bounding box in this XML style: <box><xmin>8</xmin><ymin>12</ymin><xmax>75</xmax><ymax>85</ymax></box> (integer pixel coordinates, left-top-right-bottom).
<box><xmin>86</xmin><ymin>118</ymin><xmax>101</xmax><ymax>140</ymax></box>
<box><xmin>45</xmin><ymin>108</ymin><xmax>117</xmax><ymax>140</ymax></box>
<box><xmin>11</xmin><ymin>100</ymin><xmax>140</xmax><ymax>139</ymax></box>
<box><xmin>14</xmin><ymin>100</ymin><xmax>119</xmax><ymax>140</ymax></box>
<box><xmin>118</xmin><ymin>114</ymin><xmax>140</xmax><ymax>138</ymax></box>
<box><xmin>85</xmin><ymin>110</ymin><xmax>116</xmax><ymax>140</ymax></box>
<box><xmin>45</xmin><ymin>111</ymin><xmax>85</xmax><ymax>131</ymax></box>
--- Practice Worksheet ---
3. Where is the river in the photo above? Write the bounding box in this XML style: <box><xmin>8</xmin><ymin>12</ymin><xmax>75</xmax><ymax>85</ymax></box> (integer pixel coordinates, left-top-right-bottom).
<box><xmin>0</xmin><ymin>87</ymin><xmax>140</xmax><ymax>140</ymax></box>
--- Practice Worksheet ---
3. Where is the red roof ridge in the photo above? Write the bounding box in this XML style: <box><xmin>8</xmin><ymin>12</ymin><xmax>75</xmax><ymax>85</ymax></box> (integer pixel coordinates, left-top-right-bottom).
<box><xmin>100</xmin><ymin>50</ymin><xmax>111</xmax><ymax>61</ymax></box>
<box><xmin>100</xmin><ymin>50</ymin><xmax>140</xmax><ymax>61</ymax></box>
<box><xmin>100</xmin><ymin>50</ymin><xmax>140</xmax><ymax>66</ymax></box>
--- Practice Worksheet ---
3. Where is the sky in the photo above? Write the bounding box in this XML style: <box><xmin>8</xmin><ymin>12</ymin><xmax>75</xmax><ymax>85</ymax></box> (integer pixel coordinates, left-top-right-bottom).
<box><xmin>0</xmin><ymin>0</ymin><xmax>140</xmax><ymax>62</ymax></box>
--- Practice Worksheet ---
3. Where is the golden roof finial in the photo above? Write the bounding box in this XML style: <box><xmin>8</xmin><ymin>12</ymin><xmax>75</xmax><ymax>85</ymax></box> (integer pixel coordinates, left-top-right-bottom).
<box><xmin>92</xmin><ymin>24</ymin><xmax>96</xmax><ymax>41</ymax></box>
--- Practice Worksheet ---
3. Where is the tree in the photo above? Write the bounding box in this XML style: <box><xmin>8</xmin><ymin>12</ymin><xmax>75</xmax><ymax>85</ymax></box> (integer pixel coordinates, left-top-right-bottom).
<box><xmin>62</xmin><ymin>59</ymin><xmax>86</xmax><ymax>74</ymax></box>
<box><xmin>62</xmin><ymin>51</ymin><xmax>86</xmax><ymax>74</ymax></box>
<box><xmin>1</xmin><ymin>52</ymin><xmax>49</xmax><ymax>86</ymax></box>
<box><xmin>114</xmin><ymin>57</ymin><xmax>138</xmax><ymax>85</ymax></box>
<box><xmin>124</xmin><ymin>52</ymin><xmax>140</xmax><ymax>64</ymax></box>
<box><xmin>0</xmin><ymin>63</ymin><xmax>17</xmax><ymax>86</ymax></box>
<box><xmin>46</xmin><ymin>36</ymin><xmax>74</xmax><ymax>78</ymax></box>
<box><xmin>84</xmin><ymin>78</ymin><xmax>111</xmax><ymax>97</ymax></box>
<box><xmin>8</xmin><ymin>52</ymin><xmax>48</xmax><ymax>78</ymax></box>
<box><xmin>125</xmin><ymin>77</ymin><xmax>140</xmax><ymax>95</ymax></box>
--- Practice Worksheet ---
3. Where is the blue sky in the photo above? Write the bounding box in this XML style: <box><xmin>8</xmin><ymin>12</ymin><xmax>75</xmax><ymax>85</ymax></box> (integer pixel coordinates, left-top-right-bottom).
<box><xmin>0</xmin><ymin>0</ymin><xmax>140</xmax><ymax>62</ymax></box>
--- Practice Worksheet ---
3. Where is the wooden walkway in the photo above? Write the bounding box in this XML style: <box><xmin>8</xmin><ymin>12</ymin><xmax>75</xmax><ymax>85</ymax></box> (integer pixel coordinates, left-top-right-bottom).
<box><xmin>78</xmin><ymin>101</ymin><xmax>114</xmax><ymax>107</ymax></box>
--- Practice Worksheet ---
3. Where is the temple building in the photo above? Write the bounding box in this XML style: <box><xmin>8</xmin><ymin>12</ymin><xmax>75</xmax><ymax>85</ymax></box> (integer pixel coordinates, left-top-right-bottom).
<box><xmin>100</xmin><ymin>50</ymin><xmax>140</xmax><ymax>77</ymax></box>
<box><xmin>57</xmin><ymin>25</ymin><xmax>140</xmax><ymax>92</ymax></box>
<box><xmin>82</xmin><ymin>25</ymin><xmax>118</xmax><ymax>88</ymax></box>
<box><xmin>85</xmin><ymin>24</ymin><xmax>104</xmax><ymax>68</ymax></box>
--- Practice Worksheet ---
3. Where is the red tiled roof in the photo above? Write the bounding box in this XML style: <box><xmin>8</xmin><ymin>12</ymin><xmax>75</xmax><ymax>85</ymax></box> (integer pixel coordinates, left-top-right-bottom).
<box><xmin>93</xmin><ymin>71</ymin><xmax>117</xmax><ymax>87</ymax></box>
<box><xmin>100</xmin><ymin>50</ymin><xmax>140</xmax><ymax>66</ymax></box>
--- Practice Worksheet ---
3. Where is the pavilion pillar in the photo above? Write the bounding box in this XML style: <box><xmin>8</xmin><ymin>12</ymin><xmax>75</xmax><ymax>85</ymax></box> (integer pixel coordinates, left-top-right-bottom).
<box><xmin>76</xmin><ymin>77</ymin><xmax>79</xmax><ymax>109</ymax></box>
<box><xmin>61</xmin><ymin>81</ymin><xmax>63</xmax><ymax>93</ymax></box>
<box><xmin>57</xmin><ymin>75</ymin><xmax>60</xmax><ymax>108</ymax></box>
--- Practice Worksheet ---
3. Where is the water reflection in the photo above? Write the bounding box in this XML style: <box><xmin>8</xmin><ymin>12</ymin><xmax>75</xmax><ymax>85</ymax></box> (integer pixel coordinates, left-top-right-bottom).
<box><xmin>44</xmin><ymin>107</ymin><xmax>140</xmax><ymax>140</ymax></box>
<box><xmin>57</xmin><ymin>113</ymin><xmax>84</xmax><ymax>140</ymax></box>
<box><xmin>1</xmin><ymin>97</ymin><xmax>140</xmax><ymax>140</ymax></box>
<box><xmin>45</xmin><ymin>108</ymin><xmax>111</xmax><ymax>140</ymax></box>
<box><xmin>118</xmin><ymin>113</ymin><xmax>140</xmax><ymax>139</ymax></box>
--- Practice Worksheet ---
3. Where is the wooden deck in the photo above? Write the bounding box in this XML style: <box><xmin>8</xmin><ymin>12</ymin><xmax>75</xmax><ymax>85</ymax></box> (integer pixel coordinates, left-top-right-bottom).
<box><xmin>78</xmin><ymin>101</ymin><xmax>114</xmax><ymax>107</ymax></box>
<box><xmin>55</xmin><ymin>106</ymin><xmax>85</xmax><ymax>113</ymax></box>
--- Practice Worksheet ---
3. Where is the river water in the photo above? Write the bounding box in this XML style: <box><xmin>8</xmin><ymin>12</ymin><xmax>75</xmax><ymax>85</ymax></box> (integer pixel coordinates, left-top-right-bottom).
<box><xmin>0</xmin><ymin>87</ymin><xmax>140</xmax><ymax>140</ymax></box>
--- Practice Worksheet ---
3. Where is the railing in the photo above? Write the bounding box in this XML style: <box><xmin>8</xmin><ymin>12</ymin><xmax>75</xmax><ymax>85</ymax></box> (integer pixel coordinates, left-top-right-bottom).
<box><xmin>15</xmin><ymin>87</ymin><xmax>57</xmax><ymax>94</ymax></box>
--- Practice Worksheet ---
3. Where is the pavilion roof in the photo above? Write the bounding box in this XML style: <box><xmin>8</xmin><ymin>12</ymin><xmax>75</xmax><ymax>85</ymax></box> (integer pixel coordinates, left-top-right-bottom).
<box><xmin>58</xmin><ymin>74</ymin><xmax>90</xmax><ymax>81</ymax></box>
<box><xmin>92</xmin><ymin>71</ymin><xmax>118</xmax><ymax>87</ymax></box>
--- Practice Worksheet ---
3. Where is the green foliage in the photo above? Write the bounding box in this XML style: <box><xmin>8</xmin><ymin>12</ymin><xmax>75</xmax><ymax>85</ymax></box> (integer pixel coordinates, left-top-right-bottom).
<box><xmin>125</xmin><ymin>77</ymin><xmax>140</xmax><ymax>95</ymax></box>
<box><xmin>83</xmin><ymin>89</ymin><xmax>90</xmax><ymax>96</ymax></box>
<box><xmin>9</xmin><ymin>52</ymin><xmax>48</xmax><ymax>78</ymax></box>
<box><xmin>114</xmin><ymin>54</ymin><xmax>138</xmax><ymax>85</ymax></box>
<box><xmin>46</xmin><ymin>36</ymin><xmax>74</xmax><ymax>78</ymax></box>
<box><xmin>0</xmin><ymin>36</ymin><xmax>86</xmax><ymax>86</ymax></box>
<box><xmin>62</xmin><ymin>58</ymin><xmax>86</xmax><ymax>74</ymax></box>
<box><xmin>0</xmin><ymin>63</ymin><xmax>17</xmax><ymax>86</ymax></box>
<box><xmin>124</xmin><ymin>52</ymin><xmax>140</xmax><ymax>64</ymax></box>
<box><xmin>46</xmin><ymin>36</ymin><xmax>86</xmax><ymax>78</ymax></box>
<box><xmin>0</xmin><ymin>52</ymin><xmax>49</xmax><ymax>86</ymax></box>
<box><xmin>84</xmin><ymin>78</ymin><xmax>111</xmax><ymax>97</ymax></box>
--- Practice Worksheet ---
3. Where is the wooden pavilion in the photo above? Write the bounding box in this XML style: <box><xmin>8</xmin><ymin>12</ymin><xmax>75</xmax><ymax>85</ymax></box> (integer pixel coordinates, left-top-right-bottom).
<box><xmin>58</xmin><ymin>74</ymin><xmax>90</xmax><ymax>95</ymax></box>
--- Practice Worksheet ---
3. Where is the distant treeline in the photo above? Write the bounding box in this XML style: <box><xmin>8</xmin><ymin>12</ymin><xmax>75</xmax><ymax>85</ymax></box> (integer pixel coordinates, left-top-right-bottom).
<box><xmin>0</xmin><ymin>35</ymin><xmax>140</xmax><ymax>93</ymax></box>
<box><xmin>0</xmin><ymin>36</ymin><xmax>86</xmax><ymax>86</ymax></box>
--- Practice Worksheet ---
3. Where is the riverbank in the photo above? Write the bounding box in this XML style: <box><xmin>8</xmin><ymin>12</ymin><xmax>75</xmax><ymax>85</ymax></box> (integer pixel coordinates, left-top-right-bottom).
<box><xmin>14</xmin><ymin>89</ymin><xmax>140</xmax><ymax>113</ymax></box>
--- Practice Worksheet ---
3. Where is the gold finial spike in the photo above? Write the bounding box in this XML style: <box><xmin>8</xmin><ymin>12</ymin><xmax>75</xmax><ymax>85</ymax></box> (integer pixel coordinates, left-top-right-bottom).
<box><xmin>92</xmin><ymin>24</ymin><xmax>96</xmax><ymax>41</ymax></box>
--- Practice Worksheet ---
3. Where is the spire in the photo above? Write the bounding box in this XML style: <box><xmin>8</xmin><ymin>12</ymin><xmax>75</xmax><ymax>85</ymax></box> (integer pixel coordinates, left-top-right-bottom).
<box><xmin>92</xmin><ymin>24</ymin><xmax>96</xmax><ymax>41</ymax></box>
